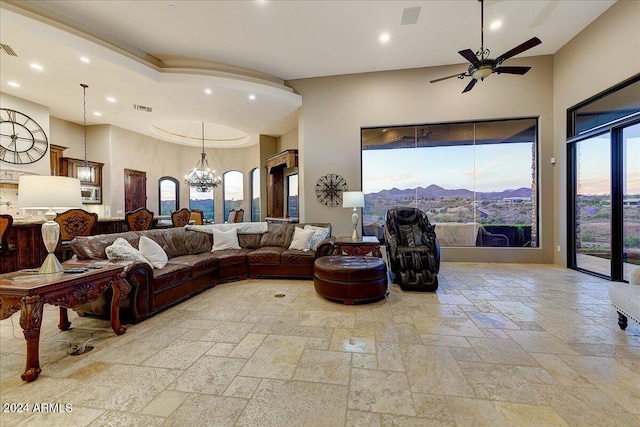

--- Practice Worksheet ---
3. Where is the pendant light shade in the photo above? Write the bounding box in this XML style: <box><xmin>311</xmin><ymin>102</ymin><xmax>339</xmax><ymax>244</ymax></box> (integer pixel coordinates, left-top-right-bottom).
<box><xmin>184</xmin><ymin>122</ymin><xmax>221</xmax><ymax>192</ymax></box>
<box><xmin>77</xmin><ymin>83</ymin><xmax>93</xmax><ymax>183</ymax></box>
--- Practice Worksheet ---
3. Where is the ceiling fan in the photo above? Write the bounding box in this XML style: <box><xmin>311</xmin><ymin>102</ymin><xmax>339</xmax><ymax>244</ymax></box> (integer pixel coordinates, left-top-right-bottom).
<box><xmin>430</xmin><ymin>0</ymin><xmax>542</xmax><ymax>93</ymax></box>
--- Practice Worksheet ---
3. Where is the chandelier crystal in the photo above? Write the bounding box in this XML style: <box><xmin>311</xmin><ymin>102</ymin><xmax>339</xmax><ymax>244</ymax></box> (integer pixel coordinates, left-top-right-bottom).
<box><xmin>184</xmin><ymin>122</ymin><xmax>221</xmax><ymax>192</ymax></box>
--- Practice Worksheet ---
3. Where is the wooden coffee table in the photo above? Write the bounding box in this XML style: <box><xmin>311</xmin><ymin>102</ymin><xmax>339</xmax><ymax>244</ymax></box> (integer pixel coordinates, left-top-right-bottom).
<box><xmin>0</xmin><ymin>262</ymin><xmax>130</xmax><ymax>382</ymax></box>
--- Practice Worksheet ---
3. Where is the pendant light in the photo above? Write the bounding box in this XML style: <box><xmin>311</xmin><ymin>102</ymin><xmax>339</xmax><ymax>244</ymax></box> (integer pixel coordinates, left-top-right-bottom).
<box><xmin>184</xmin><ymin>122</ymin><xmax>221</xmax><ymax>192</ymax></box>
<box><xmin>77</xmin><ymin>83</ymin><xmax>92</xmax><ymax>183</ymax></box>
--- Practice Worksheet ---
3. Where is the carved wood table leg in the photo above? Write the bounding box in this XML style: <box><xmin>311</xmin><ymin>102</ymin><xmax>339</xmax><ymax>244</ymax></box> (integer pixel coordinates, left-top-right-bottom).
<box><xmin>19</xmin><ymin>295</ymin><xmax>44</xmax><ymax>382</ymax></box>
<box><xmin>110</xmin><ymin>272</ymin><xmax>130</xmax><ymax>335</ymax></box>
<box><xmin>58</xmin><ymin>307</ymin><xmax>71</xmax><ymax>330</ymax></box>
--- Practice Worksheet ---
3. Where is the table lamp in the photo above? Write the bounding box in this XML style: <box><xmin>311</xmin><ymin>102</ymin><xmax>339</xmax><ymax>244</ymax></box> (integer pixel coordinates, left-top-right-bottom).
<box><xmin>342</xmin><ymin>191</ymin><xmax>365</xmax><ymax>240</ymax></box>
<box><xmin>18</xmin><ymin>175</ymin><xmax>82</xmax><ymax>274</ymax></box>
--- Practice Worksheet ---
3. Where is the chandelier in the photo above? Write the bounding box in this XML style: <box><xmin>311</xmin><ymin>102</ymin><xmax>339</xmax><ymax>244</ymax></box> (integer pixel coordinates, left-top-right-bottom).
<box><xmin>184</xmin><ymin>122</ymin><xmax>221</xmax><ymax>192</ymax></box>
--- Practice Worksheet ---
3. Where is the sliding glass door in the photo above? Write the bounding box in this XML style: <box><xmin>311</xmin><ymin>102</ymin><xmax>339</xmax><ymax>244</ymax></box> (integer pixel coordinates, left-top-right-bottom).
<box><xmin>567</xmin><ymin>74</ymin><xmax>640</xmax><ymax>280</ymax></box>
<box><xmin>573</xmin><ymin>133</ymin><xmax>611</xmax><ymax>276</ymax></box>
<box><xmin>623</xmin><ymin>123</ymin><xmax>640</xmax><ymax>281</ymax></box>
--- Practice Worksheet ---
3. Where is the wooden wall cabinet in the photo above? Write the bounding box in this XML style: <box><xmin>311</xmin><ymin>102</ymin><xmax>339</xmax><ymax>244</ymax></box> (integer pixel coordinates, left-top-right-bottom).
<box><xmin>60</xmin><ymin>157</ymin><xmax>103</xmax><ymax>187</ymax></box>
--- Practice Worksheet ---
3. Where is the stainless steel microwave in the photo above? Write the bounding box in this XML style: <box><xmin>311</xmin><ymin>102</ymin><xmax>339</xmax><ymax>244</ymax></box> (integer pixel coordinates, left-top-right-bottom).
<box><xmin>80</xmin><ymin>185</ymin><xmax>101</xmax><ymax>204</ymax></box>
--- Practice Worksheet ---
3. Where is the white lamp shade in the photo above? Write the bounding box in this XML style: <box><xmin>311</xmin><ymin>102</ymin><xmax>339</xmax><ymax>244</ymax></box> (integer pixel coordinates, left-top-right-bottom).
<box><xmin>342</xmin><ymin>191</ymin><xmax>365</xmax><ymax>208</ymax></box>
<box><xmin>18</xmin><ymin>175</ymin><xmax>82</xmax><ymax>209</ymax></box>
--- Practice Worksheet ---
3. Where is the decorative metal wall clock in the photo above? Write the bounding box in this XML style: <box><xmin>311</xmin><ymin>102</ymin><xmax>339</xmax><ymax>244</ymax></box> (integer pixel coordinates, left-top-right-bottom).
<box><xmin>315</xmin><ymin>173</ymin><xmax>348</xmax><ymax>207</ymax></box>
<box><xmin>0</xmin><ymin>108</ymin><xmax>49</xmax><ymax>164</ymax></box>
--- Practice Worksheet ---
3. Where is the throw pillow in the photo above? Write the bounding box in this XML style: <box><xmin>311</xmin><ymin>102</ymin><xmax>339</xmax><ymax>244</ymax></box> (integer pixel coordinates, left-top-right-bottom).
<box><xmin>211</xmin><ymin>227</ymin><xmax>241</xmax><ymax>252</ymax></box>
<box><xmin>289</xmin><ymin>227</ymin><xmax>315</xmax><ymax>251</ymax></box>
<box><xmin>138</xmin><ymin>235</ymin><xmax>169</xmax><ymax>269</ymax></box>
<box><xmin>105</xmin><ymin>238</ymin><xmax>152</xmax><ymax>267</ymax></box>
<box><xmin>304</xmin><ymin>225</ymin><xmax>331</xmax><ymax>251</ymax></box>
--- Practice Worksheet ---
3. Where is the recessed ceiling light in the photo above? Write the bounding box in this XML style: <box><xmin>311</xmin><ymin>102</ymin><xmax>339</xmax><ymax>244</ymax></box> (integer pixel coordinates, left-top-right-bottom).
<box><xmin>93</xmin><ymin>111</ymin><xmax>102</xmax><ymax>117</ymax></box>
<box><xmin>205</xmin><ymin>88</ymin><xmax>212</xmax><ymax>95</ymax></box>
<box><xmin>8</xmin><ymin>81</ymin><xmax>21</xmax><ymax>88</ymax></box>
<box><xmin>490</xmin><ymin>20</ymin><xmax>502</xmax><ymax>30</ymax></box>
<box><xmin>379</xmin><ymin>33</ymin><xmax>390</xmax><ymax>43</ymax></box>
<box><xmin>80</xmin><ymin>56</ymin><xmax>91</xmax><ymax>63</ymax></box>
<box><xmin>249</xmin><ymin>94</ymin><xmax>256</xmax><ymax>100</ymax></box>
<box><xmin>106</xmin><ymin>97</ymin><xmax>116</xmax><ymax>103</ymax></box>
<box><xmin>30</xmin><ymin>63</ymin><xmax>43</xmax><ymax>71</ymax></box>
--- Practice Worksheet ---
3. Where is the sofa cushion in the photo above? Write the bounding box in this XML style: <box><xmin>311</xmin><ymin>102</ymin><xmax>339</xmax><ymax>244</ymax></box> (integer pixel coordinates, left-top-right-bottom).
<box><xmin>138</xmin><ymin>228</ymin><xmax>190</xmax><ymax>258</ymax></box>
<box><xmin>247</xmin><ymin>246</ymin><xmax>286</xmax><ymax>264</ymax></box>
<box><xmin>70</xmin><ymin>231</ymin><xmax>139</xmax><ymax>259</ymax></box>
<box><xmin>238</xmin><ymin>233</ymin><xmax>261</xmax><ymax>250</ymax></box>
<box><xmin>183</xmin><ymin>229</ymin><xmax>213</xmax><ymax>254</ymax></box>
<box><xmin>169</xmin><ymin>253</ymin><xmax>219</xmax><ymax>277</ymax></box>
<box><xmin>260</xmin><ymin>223</ymin><xmax>293</xmax><ymax>248</ymax></box>
<box><xmin>208</xmin><ymin>248</ymin><xmax>251</xmax><ymax>266</ymax></box>
<box><xmin>281</xmin><ymin>249</ymin><xmax>316</xmax><ymax>266</ymax></box>
<box><xmin>152</xmin><ymin>262</ymin><xmax>192</xmax><ymax>291</ymax></box>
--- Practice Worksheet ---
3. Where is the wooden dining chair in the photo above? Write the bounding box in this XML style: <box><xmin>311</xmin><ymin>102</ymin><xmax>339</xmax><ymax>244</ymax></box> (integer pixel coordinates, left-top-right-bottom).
<box><xmin>0</xmin><ymin>214</ymin><xmax>17</xmax><ymax>273</ymax></box>
<box><xmin>0</xmin><ymin>214</ymin><xmax>16</xmax><ymax>257</ymax></box>
<box><xmin>125</xmin><ymin>207</ymin><xmax>154</xmax><ymax>231</ymax></box>
<box><xmin>54</xmin><ymin>209</ymin><xmax>99</xmax><ymax>261</ymax></box>
<box><xmin>189</xmin><ymin>209</ymin><xmax>204</xmax><ymax>225</ymax></box>
<box><xmin>171</xmin><ymin>208</ymin><xmax>191</xmax><ymax>227</ymax></box>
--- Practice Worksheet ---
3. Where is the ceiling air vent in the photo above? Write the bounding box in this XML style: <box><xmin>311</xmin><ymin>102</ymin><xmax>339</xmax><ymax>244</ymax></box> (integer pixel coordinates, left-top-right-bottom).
<box><xmin>0</xmin><ymin>44</ymin><xmax>18</xmax><ymax>57</ymax></box>
<box><xmin>133</xmin><ymin>104</ymin><xmax>153</xmax><ymax>112</ymax></box>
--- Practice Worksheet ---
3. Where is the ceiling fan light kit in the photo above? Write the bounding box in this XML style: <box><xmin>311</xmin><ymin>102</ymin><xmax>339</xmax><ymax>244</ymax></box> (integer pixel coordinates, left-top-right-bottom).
<box><xmin>431</xmin><ymin>0</ymin><xmax>542</xmax><ymax>93</ymax></box>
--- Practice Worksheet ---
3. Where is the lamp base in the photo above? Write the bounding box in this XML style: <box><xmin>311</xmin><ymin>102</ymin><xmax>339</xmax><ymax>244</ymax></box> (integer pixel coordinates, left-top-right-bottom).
<box><xmin>39</xmin><ymin>253</ymin><xmax>64</xmax><ymax>274</ymax></box>
<box><xmin>39</xmin><ymin>214</ymin><xmax>63</xmax><ymax>274</ymax></box>
<box><xmin>351</xmin><ymin>208</ymin><xmax>359</xmax><ymax>240</ymax></box>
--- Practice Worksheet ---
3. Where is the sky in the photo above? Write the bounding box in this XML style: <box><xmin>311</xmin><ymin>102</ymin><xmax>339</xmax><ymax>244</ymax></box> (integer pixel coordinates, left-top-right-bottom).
<box><xmin>363</xmin><ymin>142</ymin><xmax>534</xmax><ymax>194</ymax></box>
<box><xmin>577</xmin><ymin>125</ymin><xmax>640</xmax><ymax>195</ymax></box>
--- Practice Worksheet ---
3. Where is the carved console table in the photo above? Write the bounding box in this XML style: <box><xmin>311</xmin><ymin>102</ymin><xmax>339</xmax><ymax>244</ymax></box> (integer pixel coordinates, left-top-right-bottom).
<box><xmin>0</xmin><ymin>262</ymin><xmax>130</xmax><ymax>382</ymax></box>
<box><xmin>333</xmin><ymin>236</ymin><xmax>383</xmax><ymax>258</ymax></box>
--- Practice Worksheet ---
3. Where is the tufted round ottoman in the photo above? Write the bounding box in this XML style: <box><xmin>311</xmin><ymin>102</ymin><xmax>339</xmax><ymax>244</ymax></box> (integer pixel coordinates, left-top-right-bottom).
<box><xmin>313</xmin><ymin>256</ymin><xmax>388</xmax><ymax>305</ymax></box>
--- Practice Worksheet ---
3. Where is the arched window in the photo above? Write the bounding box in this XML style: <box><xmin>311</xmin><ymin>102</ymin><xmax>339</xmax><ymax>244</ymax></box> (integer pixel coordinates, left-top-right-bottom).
<box><xmin>223</xmin><ymin>170</ymin><xmax>243</xmax><ymax>221</ymax></box>
<box><xmin>158</xmin><ymin>177</ymin><xmax>179</xmax><ymax>215</ymax></box>
<box><xmin>251</xmin><ymin>168</ymin><xmax>260</xmax><ymax>221</ymax></box>
<box><xmin>189</xmin><ymin>187</ymin><xmax>214</xmax><ymax>222</ymax></box>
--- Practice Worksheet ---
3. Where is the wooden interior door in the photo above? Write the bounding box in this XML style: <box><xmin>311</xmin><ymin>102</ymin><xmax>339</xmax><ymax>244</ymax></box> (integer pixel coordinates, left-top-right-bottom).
<box><xmin>124</xmin><ymin>169</ymin><xmax>147</xmax><ymax>212</ymax></box>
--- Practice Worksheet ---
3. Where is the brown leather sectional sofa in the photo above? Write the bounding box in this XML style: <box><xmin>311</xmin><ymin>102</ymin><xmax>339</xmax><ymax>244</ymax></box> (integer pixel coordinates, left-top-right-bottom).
<box><xmin>69</xmin><ymin>222</ymin><xmax>333</xmax><ymax>323</ymax></box>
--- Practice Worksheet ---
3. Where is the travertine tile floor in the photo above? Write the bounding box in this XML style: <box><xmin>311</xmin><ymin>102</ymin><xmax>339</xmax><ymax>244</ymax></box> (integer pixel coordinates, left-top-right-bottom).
<box><xmin>1</xmin><ymin>263</ymin><xmax>639</xmax><ymax>426</ymax></box>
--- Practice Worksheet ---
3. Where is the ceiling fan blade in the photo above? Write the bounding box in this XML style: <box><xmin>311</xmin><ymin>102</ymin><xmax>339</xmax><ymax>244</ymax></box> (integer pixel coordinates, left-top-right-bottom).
<box><xmin>430</xmin><ymin>72</ymin><xmax>465</xmax><ymax>83</ymax></box>
<box><xmin>458</xmin><ymin>49</ymin><xmax>479</xmax><ymax>65</ymax></box>
<box><xmin>495</xmin><ymin>66</ymin><xmax>531</xmax><ymax>75</ymax></box>
<box><xmin>462</xmin><ymin>79</ymin><xmax>477</xmax><ymax>93</ymax></box>
<box><xmin>495</xmin><ymin>37</ymin><xmax>542</xmax><ymax>63</ymax></box>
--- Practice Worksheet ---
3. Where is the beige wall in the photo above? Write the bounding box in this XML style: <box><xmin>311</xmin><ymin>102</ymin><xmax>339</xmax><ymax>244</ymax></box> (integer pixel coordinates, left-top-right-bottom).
<box><xmin>17</xmin><ymin>116</ymin><xmax>263</xmax><ymax>220</ymax></box>
<box><xmin>552</xmin><ymin>0</ymin><xmax>640</xmax><ymax>266</ymax></box>
<box><xmin>278</xmin><ymin>127</ymin><xmax>298</xmax><ymax>151</ymax></box>
<box><xmin>100</xmin><ymin>125</ymin><xmax>261</xmax><ymax>220</ymax></box>
<box><xmin>0</xmin><ymin>93</ymin><xmax>51</xmax><ymax>176</ymax></box>
<box><xmin>290</xmin><ymin>55</ymin><xmax>555</xmax><ymax>263</ymax></box>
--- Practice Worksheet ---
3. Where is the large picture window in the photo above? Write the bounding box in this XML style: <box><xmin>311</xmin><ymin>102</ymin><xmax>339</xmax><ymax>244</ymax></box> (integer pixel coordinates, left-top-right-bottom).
<box><xmin>362</xmin><ymin>118</ymin><xmax>538</xmax><ymax>247</ymax></box>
